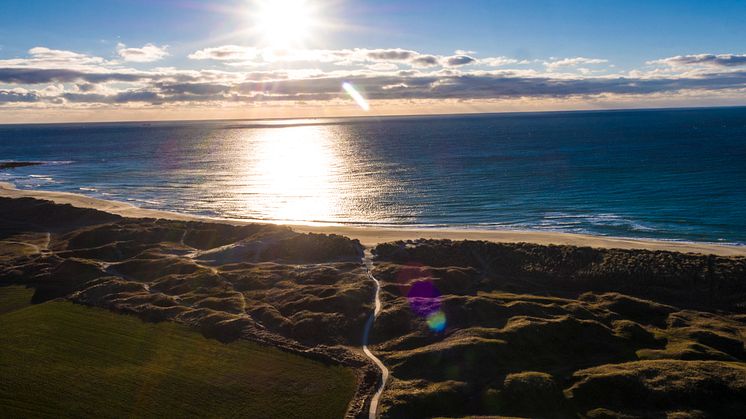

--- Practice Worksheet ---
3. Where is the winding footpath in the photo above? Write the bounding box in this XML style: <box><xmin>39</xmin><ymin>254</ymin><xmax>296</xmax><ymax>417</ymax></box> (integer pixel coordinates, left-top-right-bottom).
<box><xmin>362</xmin><ymin>250</ymin><xmax>389</xmax><ymax>419</ymax></box>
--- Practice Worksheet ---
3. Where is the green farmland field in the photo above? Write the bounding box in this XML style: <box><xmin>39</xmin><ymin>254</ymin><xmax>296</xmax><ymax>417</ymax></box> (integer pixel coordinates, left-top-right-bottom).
<box><xmin>0</xmin><ymin>288</ymin><xmax>356</xmax><ymax>419</ymax></box>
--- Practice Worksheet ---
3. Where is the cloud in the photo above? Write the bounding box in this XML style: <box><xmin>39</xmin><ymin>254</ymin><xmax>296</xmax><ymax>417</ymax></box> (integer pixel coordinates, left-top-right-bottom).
<box><xmin>480</xmin><ymin>57</ymin><xmax>524</xmax><ymax>67</ymax></box>
<box><xmin>649</xmin><ymin>53</ymin><xmax>746</xmax><ymax>68</ymax></box>
<box><xmin>444</xmin><ymin>55</ymin><xmax>477</xmax><ymax>66</ymax></box>
<box><xmin>5</xmin><ymin>66</ymin><xmax>746</xmax><ymax>106</ymax></box>
<box><xmin>187</xmin><ymin>46</ymin><xmax>463</xmax><ymax>68</ymax></box>
<box><xmin>365</xmin><ymin>49</ymin><xmax>416</xmax><ymax>61</ymax></box>
<box><xmin>188</xmin><ymin>45</ymin><xmax>258</xmax><ymax>61</ymax></box>
<box><xmin>410</xmin><ymin>55</ymin><xmax>440</xmax><ymax>67</ymax></box>
<box><xmin>228</xmin><ymin>71</ymin><xmax>746</xmax><ymax>102</ymax></box>
<box><xmin>117</xmin><ymin>43</ymin><xmax>169</xmax><ymax>62</ymax></box>
<box><xmin>0</xmin><ymin>47</ymin><xmax>109</xmax><ymax>70</ymax></box>
<box><xmin>545</xmin><ymin>57</ymin><xmax>608</xmax><ymax>70</ymax></box>
<box><xmin>0</xmin><ymin>68</ymin><xmax>147</xmax><ymax>84</ymax></box>
<box><xmin>29</xmin><ymin>47</ymin><xmax>96</xmax><ymax>62</ymax></box>
<box><xmin>367</xmin><ymin>62</ymin><xmax>399</xmax><ymax>71</ymax></box>
<box><xmin>62</xmin><ymin>90</ymin><xmax>162</xmax><ymax>104</ymax></box>
<box><xmin>0</xmin><ymin>89</ymin><xmax>38</xmax><ymax>103</ymax></box>
<box><xmin>4</xmin><ymin>46</ymin><xmax>746</xmax><ymax>110</ymax></box>
<box><xmin>155</xmin><ymin>82</ymin><xmax>232</xmax><ymax>95</ymax></box>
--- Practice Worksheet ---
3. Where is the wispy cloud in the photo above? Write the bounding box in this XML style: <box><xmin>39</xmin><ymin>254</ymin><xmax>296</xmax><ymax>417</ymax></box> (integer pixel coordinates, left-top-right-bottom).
<box><xmin>480</xmin><ymin>57</ymin><xmax>529</xmax><ymax>67</ymax></box>
<box><xmin>0</xmin><ymin>47</ymin><xmax>109</xmax><ymax>70</ymax></box>
<box><xmin>189</xmin><ymin>46</ymin><xmax>476</xmax><ymax>68</ymax></box>
<box><xmin>188</xmin><ymin>45</ymin><xmax>258</xmax><ymax>61</ymax></box>
<box><xmin>545</xmin><ymin>57</ymin><xmax>608</xmax><ymax>70</ymax></box>
<box><xmin>117</xmin><ymin>43</ymin><xmax>169</xmax><ymax>62</ymax></box>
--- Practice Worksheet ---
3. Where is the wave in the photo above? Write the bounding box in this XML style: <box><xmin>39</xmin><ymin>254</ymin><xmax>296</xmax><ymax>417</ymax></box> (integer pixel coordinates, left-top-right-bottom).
<box><xmin>0</xmin><ymin>160</ymin><xmax>74</xmax><ymax>166</ymax></box>
<box><xmin>538</xmin><ymin>212</ymin><xmax>657</xmax><ymax>232</ymax></box>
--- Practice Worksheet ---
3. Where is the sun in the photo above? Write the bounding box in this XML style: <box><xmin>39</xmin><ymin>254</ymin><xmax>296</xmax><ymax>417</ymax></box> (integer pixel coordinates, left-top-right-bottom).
<box><xmin>251</xmin><ymin>0</ymin><xmax>318</xmax><ymax>48</ymax></box>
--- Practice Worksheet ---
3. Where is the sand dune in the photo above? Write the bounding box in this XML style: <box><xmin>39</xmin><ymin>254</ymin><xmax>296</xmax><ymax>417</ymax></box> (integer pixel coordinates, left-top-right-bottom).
<box><xmin>369</xmin><ymin>239</ymin><xmax>746</xmax><ymax>417</ymax></box>
<box><xmin>2</xmin><ymin>192</ymin><xmax>745</xmax><ymax>418</ymax></box>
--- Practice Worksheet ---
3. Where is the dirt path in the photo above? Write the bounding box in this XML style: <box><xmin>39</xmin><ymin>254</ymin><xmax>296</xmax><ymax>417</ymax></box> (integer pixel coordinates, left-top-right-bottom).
<box><xmin>361</xmin><ymin>250</ymin><xmax>389</xmax><ymax>419</ymax></box>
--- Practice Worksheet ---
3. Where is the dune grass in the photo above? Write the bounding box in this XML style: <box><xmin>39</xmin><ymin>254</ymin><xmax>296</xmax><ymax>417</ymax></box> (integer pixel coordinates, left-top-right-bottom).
<box><xmin>0</xmin><ymin>297</ymin><xmax>356</xmax><ymax>419</ymax></box>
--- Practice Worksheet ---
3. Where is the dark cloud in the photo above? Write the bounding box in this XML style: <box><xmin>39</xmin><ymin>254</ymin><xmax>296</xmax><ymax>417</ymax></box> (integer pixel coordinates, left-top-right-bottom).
<box><xmin>365</xmin><ymin>49</ymin><xmax>415</xmax><ymax>61</ymax></box>
<box><xmin>411</xmin><ymin>55</ymin><xmax>440</xmax><ymax>67</ymax></box>
<box><xmin>155</xmin><ymin>82</ymin><xmax>232</xmax><ymax>95</ymax></box>
<box><xmin>0</xmin><ymin>68</ymin><xmax>145</xmax><ymax>84</ymax></box>
<box><xmin>62</xmin><ymin>90</ymin><xmax>162</xmax><ymax>104</ymax></box>
<box><xmin>363</xmin><ymin>49</ymin><xmax>444</xmax><ymax>67</ymax></box>
<box><xmin>114</xmin><ymin>91</ymin><xmax>161</xmax><ymax>103</ymax></box>
<box><xmin>234</xmin><ymin>71</ymin><xmax>746</xmax><ymax>102</ymax></box>
<box><xmin>6</xmin><ymin>67</ymin><xmax>746</xmax><ymax>105</ymax></box>
<box><xmin>654</xmin><ymin>54</ymin><xmax>746</xmax><ymax>67</ymax></box>
<box><xmin>76</xmin><ymin>83</ymin><xmax>97</xmax><ymax>92</ymax></box>
<box><xmin>398</xmin><ymin>72</ymin><xmax>746</xmax><ymax>99</ymax></box>
<box><xmin>0</xmin><ymin>90</ymin><xmax>38</xmax><ymax>103</ymax></box>
<box><xmin>188</xmin><ymin>45</ymin><xmax>256</xmax><ymax>61</ymax></box>
<box><xmin>444</xmin><ymin>55</ymin><xmax>477</xmax><ymax>66</ymax></box>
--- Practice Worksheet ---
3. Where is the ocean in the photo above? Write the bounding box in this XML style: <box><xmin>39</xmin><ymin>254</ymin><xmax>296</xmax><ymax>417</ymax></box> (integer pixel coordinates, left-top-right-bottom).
<box><xmin>1</xmin><ymin>107</ymin><xmax>745</xmax><ymax>245</ymax></box>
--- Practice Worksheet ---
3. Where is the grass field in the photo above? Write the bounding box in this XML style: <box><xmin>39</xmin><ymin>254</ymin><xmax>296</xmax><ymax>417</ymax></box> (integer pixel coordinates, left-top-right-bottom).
<box><xmin>0</xmin><ymin>285</ymin><xmax>33</xmax><ymax>315</ymax></box>
<box><xmin>0</xmin><ymin>288</ymin><xmax>356</xmax><ymax>419</ymax></box>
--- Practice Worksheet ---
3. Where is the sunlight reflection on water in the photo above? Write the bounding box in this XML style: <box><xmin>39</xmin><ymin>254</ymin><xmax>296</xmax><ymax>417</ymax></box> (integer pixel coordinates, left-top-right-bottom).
<box><xmin>245</xmin><ymin>125</ymin><xmax>342</xmax><ymax>222</ymax></box>
<box><xmin>207</xmin><ymin>124</ymin><xmax>389</xmax><ymax>225</ymax></box>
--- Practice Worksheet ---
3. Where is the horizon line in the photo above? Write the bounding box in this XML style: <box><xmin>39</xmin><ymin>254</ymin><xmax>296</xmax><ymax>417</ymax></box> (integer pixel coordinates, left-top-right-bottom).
<box><xmin>1</xmin><ymin>103</ymin><xmax>745</xmax><ymax>127</ymax></box>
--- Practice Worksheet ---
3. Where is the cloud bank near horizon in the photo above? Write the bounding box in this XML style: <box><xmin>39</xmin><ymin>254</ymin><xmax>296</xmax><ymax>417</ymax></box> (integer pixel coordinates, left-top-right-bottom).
<box><xmin>1</xmin><ymin>44</ymin><xmax>746</xmax><ymax>119</ymax></box>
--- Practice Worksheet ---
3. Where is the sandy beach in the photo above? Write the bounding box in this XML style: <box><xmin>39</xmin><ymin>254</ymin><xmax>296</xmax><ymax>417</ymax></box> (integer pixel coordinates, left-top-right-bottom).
<box><xmin>2</xmin><ymin>182</ymin><xmax>744</xmax><ymax>257</ymax></box>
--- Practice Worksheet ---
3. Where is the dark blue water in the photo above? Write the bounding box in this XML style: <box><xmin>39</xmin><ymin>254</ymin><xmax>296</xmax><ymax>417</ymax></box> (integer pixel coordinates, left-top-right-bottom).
<box><xmin>1</xmin><ymin>107</ymin><xmax>745</xmax><ymax>245</ymax></box>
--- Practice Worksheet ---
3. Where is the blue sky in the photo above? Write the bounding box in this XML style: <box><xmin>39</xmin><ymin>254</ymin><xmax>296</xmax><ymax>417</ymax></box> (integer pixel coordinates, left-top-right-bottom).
<box><xmin>4</xmin><ymin>0</ymin><xmax>746</xmax><ymax>66</ymax></box>
<box><xmin>1</xmin><ymin>0</ymin><xmax>746</xmax><ymax>122</ymax></box>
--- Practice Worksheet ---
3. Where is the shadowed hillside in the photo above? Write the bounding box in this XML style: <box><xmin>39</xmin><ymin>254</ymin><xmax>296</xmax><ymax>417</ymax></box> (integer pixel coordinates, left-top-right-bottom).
<box><xmin>370</xmin><ymin>240</ymin><xmax>746</xmax><ymax>418</ymax></box>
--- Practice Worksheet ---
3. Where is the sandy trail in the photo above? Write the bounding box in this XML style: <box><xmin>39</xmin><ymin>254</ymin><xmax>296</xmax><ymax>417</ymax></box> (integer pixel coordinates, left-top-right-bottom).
<box><xmin>362</xmin><ymin>250</ymin><xmax>389</xmax><ymax>419</ymax></box>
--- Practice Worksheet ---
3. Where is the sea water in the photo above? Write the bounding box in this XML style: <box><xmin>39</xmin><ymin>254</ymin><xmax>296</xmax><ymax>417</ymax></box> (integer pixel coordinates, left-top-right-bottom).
<box><xmin>1</xmin><ymin>107</ymin><xmax>745</xmax><ymax>245</ymax></box>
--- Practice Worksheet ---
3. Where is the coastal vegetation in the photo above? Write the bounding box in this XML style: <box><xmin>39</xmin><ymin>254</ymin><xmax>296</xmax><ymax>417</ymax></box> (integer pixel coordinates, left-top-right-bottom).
<box><xmin>2</xmin><ymin>197</ymin><xmax>745</xmax><ymax>418</ymax></box>
<box><xmin>370</xmin><ymin>240</ymin><xmax>746</xmax><ymax>417</ymax></box>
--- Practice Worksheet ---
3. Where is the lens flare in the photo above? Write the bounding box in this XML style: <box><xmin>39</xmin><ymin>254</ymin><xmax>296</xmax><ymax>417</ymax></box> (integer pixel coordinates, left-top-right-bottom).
<box><xmin>396</xmin><ymin>264</ymin><xmax>446</xmax><ymax>333</ymax></box>
<box><xmin>426</xmin><ymin>310</ymin><xmax>447</xmax><ymax>332</ymax></box>
<box><xmin>342</xmin><ymin>82</ymin><xmax>370</xmax><ymax>111</ymax></box>
<box><xmin>407</xmin><ymin>280</ymin><xmax>441</xmax><ymax>316</ymax></box>
<box><xmin>406</xmin><ymin>280</ymin><xmax>446</xmax><ymax>332</ymax></box>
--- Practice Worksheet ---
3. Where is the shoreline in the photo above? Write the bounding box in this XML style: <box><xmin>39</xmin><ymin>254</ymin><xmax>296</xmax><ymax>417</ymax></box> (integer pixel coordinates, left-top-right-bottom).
<box><xmin>1</xmin><ymin>182</ymin><xmax>744</xmax><ymax>257</ymax></box>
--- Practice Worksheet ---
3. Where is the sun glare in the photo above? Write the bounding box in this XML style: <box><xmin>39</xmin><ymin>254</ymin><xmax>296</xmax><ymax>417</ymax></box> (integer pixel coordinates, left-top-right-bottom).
<box><xmin>251</xmin><ymin>0</ymin><xmax>317</xmax><ymax>48</ymax></box>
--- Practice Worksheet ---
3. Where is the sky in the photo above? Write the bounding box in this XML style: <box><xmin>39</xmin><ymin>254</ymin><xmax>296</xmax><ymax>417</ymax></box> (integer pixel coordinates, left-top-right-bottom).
<box><xmin>1</xmin><ymin>0</ymin><xmax>746</xmax><ymax>123</ymax></box>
